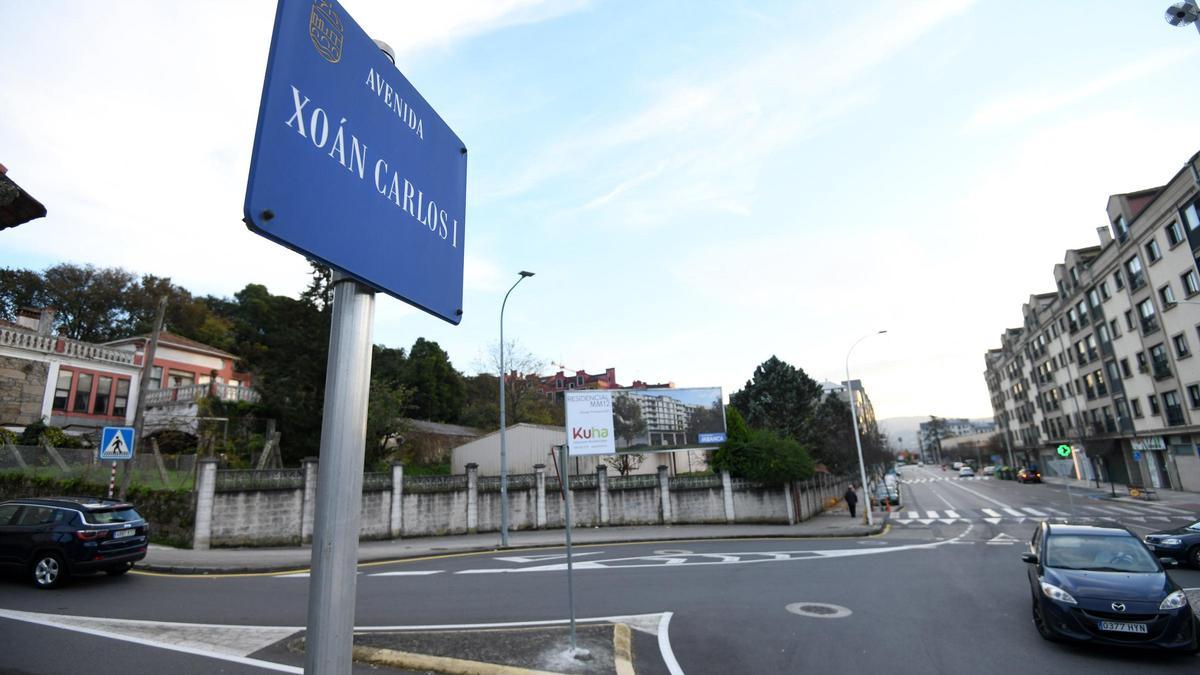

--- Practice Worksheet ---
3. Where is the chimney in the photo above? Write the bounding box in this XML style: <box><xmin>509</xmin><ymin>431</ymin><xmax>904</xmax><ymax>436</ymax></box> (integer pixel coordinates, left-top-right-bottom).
<box><xmin>15</xmin><ymin>307</ymin><xmax>39</xmax><ymax>331</ymax></box>
<box><xmin>1097</xmin><ymin>226</ymin><xmax>1112</xmax><ymax>247</ymax></box>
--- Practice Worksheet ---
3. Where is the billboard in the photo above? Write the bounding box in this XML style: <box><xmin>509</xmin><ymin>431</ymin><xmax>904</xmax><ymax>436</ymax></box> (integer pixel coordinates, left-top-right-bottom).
<box><xmin>566</xmin><ymin>387</ymin><xmax>726</xmax><ymax>457</ymax></box>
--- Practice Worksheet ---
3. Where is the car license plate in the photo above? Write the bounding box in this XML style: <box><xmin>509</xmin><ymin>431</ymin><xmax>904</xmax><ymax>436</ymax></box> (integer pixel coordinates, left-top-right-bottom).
<box><xmin>1097</xmin><ymin>621</ymin><xmax>1148</xmax><ymax>634</ymax></box>
<box><xmin>113</xmin><ymin>528</ymin><xmax>135</xmax><ymax>539</ymax></box>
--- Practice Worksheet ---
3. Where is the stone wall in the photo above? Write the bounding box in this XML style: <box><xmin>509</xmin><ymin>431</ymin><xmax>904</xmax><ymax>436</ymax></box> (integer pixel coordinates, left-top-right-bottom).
<box><xmin>0</xmin><ymin>355</ymin><xmax>48</xmax><ymax>426</ymax></box>
<box><xmin>192</xmin><ymin>459</ymin><xmax>853</xmax><ymax>549</ymax></box>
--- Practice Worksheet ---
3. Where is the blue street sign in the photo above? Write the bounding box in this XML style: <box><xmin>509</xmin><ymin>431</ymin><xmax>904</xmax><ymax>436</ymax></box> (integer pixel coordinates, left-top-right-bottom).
<box><xmin>1133</xmin><ymin>451</ymin><xmax>1143</xmax><ymax>461</ymax></box>
<box><xmin>99</xmin><ymin>427</ymin><xmax>135</xmax><ymax>461</ymax></box>
<box><xmin>698</xmin><ymin>432</ymin><xmax>727</xmax><ymax>444</ymax></box>
<box><xmin>245</xmin><ymin>0</ymin><xmax>467</xmax><ymax>324</ymax></box>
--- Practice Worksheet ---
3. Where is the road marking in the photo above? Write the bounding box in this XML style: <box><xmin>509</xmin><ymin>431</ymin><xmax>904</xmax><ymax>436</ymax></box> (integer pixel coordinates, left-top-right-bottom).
<box><xmin>917</xmin><ymin>518</ymin><xmax>935</xmax><ymax>525</ymax></box>
<box><xmin>369</xmin><ymin>570</ymin><xmax>443</xmax><ymax>577</ymax></box>
<box><xmin>1137</xmin><ymin>504</ymin><xmax>1194</xmax><ymax>515</ymax></box>
<box><xmin>938</xmin><ymin>518</ymin><xmax>959</xmax><ymax>525</ymax></box>
<box><xmin>1021</xmin><ymin>508</ymin><xmax>1047</xmax><ymax>516</ymax></box>
<box><xmin>983</xmin><ymin>518</ymin><xmax>1002</xmax><ymax>525</ymax></box>
<box><xmin>907</xmin><ymin>511</ymin><xmax>919</xmax><ymax>520</ymax></box>
<box><xmin>1098</xmin><ymin>505</ymin><xmax>1143</xmax><ymax>515</ymax></box>
<box><xmin>658</xmin><ymin>612</ymin><xmax>684</xmax><ymax>675</ymax></box>
<box><xmin>928</xmin><ymin>487</ymin><xmax>959</xmax><ymax>510</ymax></box>
<box><xmin>494</xmin><ymin>552</ymin><xmax>606</xmax><ymax>563</ymax></box>
<box><xmin>1002</xmin><ymin>508</ymin><xmax>1024</xmax><ymax>518</ymax></box>
<box><xmin>1081</xmin><ymin>505</ymin><xmax>1116</xmax><ymax>515</ymax></box>
<box><xmin>944</xmin><ymin>510</ymin><xmax>961</xmax><ymax>519</ymax></box>
<box><xmin>987</xmin><ymin>533</ymin><xmax>1019</xmax><ymax>545</ymax></box>
<box><xmin>0</xmin><ymin>609</ymin><xmax>302</xmax><ymax>673</ymax></box>
<box><xmin>926</xmin><ymin>511</ymin><xmax>939</xmax><ymax>519</ymax></box>
<box><xmin>982</xmin><ymin>509</ymin><xmax>1001</xmax><ymax>518</ymax></box>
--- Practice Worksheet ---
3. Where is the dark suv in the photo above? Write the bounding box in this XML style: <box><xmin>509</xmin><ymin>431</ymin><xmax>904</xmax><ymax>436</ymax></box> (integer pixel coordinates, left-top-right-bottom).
<box><xmin>0</xmin><ymin>497</ymin><xmax>149</xmax><ymax>589</ymax></box>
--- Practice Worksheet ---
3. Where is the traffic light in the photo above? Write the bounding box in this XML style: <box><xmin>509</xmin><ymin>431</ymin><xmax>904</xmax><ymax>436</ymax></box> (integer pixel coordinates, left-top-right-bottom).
<box><xmin>1056</xmin><ymin>444</ymin><xmax>1073</xmax><ymax>458</ymax></box>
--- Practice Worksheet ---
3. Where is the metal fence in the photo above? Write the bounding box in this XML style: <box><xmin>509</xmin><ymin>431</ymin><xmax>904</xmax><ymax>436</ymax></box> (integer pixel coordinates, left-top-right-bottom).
<box><xmin>605</xmin><ymin>473</ymin><xmax>660</xmax><ymax>491</ymax></box>
<box><xmin>669</xmin><ymin>474</ymin><xmax>722</xmax><ymax>490</ymax></box>
<box><xmin>214</xmin><ymin>468</ymin><xmax>304</xmax><ymax>492</ymax></box>
<box><xmin>403</xmin><ymin>474</ymin><xmax>468</xmax><ymax>493</ymax></box>
<box><xmin>0</xmin><ymin>444</ymin><xmax>197</xmax><ymax>491</ymax></box>
<box><xmin>476</xmin><ymin>473</ymin><xmax>536</xmax><ymax>493</ymax></box>
<box><xmin>362</xmin><ymin>472</ymin><xmax>392</xmax><ymax>492</ymax></box>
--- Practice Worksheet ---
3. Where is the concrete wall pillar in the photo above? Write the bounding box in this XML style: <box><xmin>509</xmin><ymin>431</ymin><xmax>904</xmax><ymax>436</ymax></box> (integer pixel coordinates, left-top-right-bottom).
<box><xmin>597</xmin><ymin>465</ymin><xmax>609</xmax><ymax>525</ymax></box>
<box><xmin>784</xmin><ymin>481</ymin><xmax>796</xmax><ymax>525</ymax></box>
<box><xmin>658</xmin><ymin>465</ymin><xmax>672</xmax><ymax>524</ymax></box>
<box><xmin>389</xmin><ymin>462</ymin><xmax>404</xmax><ymax>538</ymax></box>
<box><xmin>721</xmin><ymin>470</ymin><xmax>735</xmax><ymax>524</ymax></box>
<box><xmin>192</xmin><ymin>458</ymin><xmax>218</xmax><ymax>550</ymax></box>
<box><xmin>466</xmin><ymin>463</ymin><xmax>478</xmax><ymax>533</ymax></box>
<box><xmin>534</xmin><ymin>464</ymin><xmax>547</xmax><ymax>529</ymax></box>
<box><xmin>300</xmin><ymin>457</ymin><xmax>319</xmax><ymax>544</ymax></box>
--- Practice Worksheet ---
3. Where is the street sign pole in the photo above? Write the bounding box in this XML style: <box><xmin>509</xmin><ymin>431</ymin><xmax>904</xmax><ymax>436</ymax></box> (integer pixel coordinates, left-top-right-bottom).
<box><xmin>558</xmin><ymin>443</ymin><xmax>581</xmax><ymax>656</ymax></box>
<box><xmin>305</xmin><ymin>273</ymin><xmax>375</xmax><ymax>675</ymax></box>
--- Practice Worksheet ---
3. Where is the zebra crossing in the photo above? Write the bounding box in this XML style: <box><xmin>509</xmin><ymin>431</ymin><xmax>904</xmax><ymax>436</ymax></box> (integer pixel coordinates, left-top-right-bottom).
<box><xmin>899</xmin><ymin>476</ymin><xmax>992</xmax><ymax>484</ymax></box>
<box><xmin>888</xmin><ymin>502</ymin><xmax>1195</xmax><ymax>527</ymax></box>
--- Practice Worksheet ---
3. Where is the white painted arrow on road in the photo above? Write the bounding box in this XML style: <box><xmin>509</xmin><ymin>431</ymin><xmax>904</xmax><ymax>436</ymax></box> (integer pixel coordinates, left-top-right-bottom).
<box><xmin>986</xmin><ymin>533</ymin><xmax>1019</xmax><ymax>545</ymax></box>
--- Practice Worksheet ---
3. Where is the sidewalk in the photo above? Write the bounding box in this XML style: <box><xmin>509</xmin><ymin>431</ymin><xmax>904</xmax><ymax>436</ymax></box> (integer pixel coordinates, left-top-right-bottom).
<box><xmin>137</xmin><ymin>510</ymin><xmax>886</xmax><ymax>574</ymax></box>
<box><xmin>1040</xmin><ymin>474</ymin><xmax>1200</xmax><ymax>505</ymax></box>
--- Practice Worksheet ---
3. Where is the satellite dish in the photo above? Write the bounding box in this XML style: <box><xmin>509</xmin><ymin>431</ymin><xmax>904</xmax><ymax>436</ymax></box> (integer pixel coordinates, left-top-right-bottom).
<box><xmin>1165</xmin><ymin>1</ymin><xmax>1200</xmax><ymax>27</ymax></box>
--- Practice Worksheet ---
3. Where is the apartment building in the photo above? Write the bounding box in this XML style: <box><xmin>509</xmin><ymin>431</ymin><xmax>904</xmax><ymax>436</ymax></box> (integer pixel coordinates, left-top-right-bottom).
<box><xmin>984</xmin><ymin>151</ymin><xmax>1200</xmax><ymax>493</ymax></box>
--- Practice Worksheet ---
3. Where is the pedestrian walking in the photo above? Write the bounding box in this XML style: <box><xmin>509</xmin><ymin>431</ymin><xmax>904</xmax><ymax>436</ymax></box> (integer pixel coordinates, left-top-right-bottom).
<box><xmin>844</xmin><ymin>484</ymin><xmax>858</xmax><ymax>518</ymax></box>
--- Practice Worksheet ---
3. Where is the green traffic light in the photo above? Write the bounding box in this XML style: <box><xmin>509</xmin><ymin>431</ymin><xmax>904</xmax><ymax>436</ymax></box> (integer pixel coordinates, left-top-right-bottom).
<box><xmin>1056</xmin><ymin>444</ymin><xmax>1072</xmax><ymax>457</ymax></box>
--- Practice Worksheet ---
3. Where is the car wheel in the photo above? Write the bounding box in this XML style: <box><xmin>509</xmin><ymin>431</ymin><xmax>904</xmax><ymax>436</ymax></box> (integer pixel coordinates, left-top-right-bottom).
<box><xmin>105</xmin><ymin>562</ymin><xmax>133</xmax><ymax>576</ymax></box>
<box><xmin>31</xmin><ymin>552</ymin><xmax>66</xmax><ymax>590</ymax></box>
<box><xmin>1188</xmin><ymin>546</ymin><xmax>1200</xmax><ymax>570</ymax></box>
<box><xmin>1031</xmin><ymin>597</ymin><xmax>1059</xmax><ymax>642</ymax></box>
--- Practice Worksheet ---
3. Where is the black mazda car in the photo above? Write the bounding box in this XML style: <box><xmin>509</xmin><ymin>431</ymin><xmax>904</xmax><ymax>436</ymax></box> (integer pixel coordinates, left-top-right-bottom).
<box><xmin>1144</xmin><ymin>520</ymin><xmax>1200</xmax><ymax>568</ymax></box>
<box><xmin>0</xmin><ymin>497</ymin><xmax>149</xmax><ymax>589</ymax></box>
<box><xmin>1022</xmin><ymin>521</ymin><xmax>1198</xmax><ymax>652</ymax></box>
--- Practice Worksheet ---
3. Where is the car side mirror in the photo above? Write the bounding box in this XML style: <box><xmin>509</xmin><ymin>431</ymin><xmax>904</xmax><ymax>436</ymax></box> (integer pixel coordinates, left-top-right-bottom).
<box><xmin>1160</xmin><ymin>557</ymin><xmax>1178</xmax><ymax>568</ymax></box>
<box><xmin>1020</xmin><ymin>552</ymin><xmax>1038</xmax><ymax>564</ymax></box>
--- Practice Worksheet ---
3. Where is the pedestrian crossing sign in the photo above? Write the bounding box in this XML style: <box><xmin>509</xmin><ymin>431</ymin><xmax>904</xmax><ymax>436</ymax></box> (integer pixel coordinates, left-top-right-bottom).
<box><xmin>99</xmin><ymin>427</ymin><xmax>135</xmax><ymax>461</ymax></box>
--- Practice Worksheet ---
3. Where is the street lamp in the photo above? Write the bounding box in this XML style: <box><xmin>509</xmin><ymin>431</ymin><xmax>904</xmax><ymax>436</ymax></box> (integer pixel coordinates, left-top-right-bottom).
<box><xmin>499</xmin><ymin>270</ymin><xmax>534</xmax><ymax>547</ymax></box>
<box><xmin>847</xmin><ymin>330</ymin><xmax>886</xmax><ymax>526</ymax></box>
<box><xmin>1164</xmin><ymin>1</ymin><xmax>1200</xmax><ymax>34</ymax></box>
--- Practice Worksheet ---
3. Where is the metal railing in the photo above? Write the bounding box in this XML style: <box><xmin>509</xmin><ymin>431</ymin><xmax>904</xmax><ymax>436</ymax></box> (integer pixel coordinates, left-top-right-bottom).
<box><xmin>476</xmin><ymin>473</ymin><xmax>537</xmax><ymax>492</ymax></box>
<box><xmin>363</xmin><ymin>472</ymin><xmax>391</xmax><ymax>491</ymax></box>
<box><xmin>0</xmin><ymin>326</ymin><xmax>135</xmax><ymax>365</ymax></box>
<box><xmin>403</xmin><ymin>474</ymin><xmax>467</xmax><ymax>493</ymax></box>
<box><xmin>669</xmin><ymin>474</ymin><xmax>722</xmax><ymax>490</ymax></box>
<box><xmin>607</xmin><ymin>474</ymin><xmax>659</xmax><ymax>491</ymax></box>
<box><xmin>215</xmin><ymin>468</ymin><xmax>303</xmax><ymax>491</ymax></box>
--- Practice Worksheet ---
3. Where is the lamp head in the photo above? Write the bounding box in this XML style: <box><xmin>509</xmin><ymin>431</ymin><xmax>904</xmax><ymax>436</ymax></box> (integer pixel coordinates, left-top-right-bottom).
<box><xmin>519</xmin><ymin>271</ymin><xmax>535</xmax><ymax>278</ymax></box>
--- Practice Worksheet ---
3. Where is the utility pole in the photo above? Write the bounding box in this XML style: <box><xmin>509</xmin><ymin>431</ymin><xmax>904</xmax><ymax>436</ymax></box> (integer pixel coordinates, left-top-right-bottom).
<box><xmin>119</xmin><ymin>296</ymin><xmax>166</xmax><ymax>500</ymax></box>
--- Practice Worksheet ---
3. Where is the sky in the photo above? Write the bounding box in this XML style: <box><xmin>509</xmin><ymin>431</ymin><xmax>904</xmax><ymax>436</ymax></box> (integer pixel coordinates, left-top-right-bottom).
<box><xmin>3</xmin><ymin>0</ymin><xmax>1200</xmax><ymax>422</ymax></box>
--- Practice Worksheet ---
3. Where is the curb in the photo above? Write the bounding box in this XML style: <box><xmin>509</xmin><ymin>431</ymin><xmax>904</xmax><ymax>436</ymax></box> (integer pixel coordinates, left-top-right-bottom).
<box><xmin>134</xmin><ymin>523</ymin><xmax>889</xmax><ymax>575</ymax></box>
<box><xmin>351</xmin><ymin>644</ymin><xmax>560</xmax><ymax>675</ymax></box>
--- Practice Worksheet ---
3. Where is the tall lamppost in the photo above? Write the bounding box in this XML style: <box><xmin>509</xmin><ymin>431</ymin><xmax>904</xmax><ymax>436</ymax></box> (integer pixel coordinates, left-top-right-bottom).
<box><xmin>847</xmin><ymin>330</ymin><xmax>887</xmax><ymax>526</ymax></box>
<box><xmin>499</xmin><ymin>271</ymin><xmax>534</xmax><ymax>547</ymax></box>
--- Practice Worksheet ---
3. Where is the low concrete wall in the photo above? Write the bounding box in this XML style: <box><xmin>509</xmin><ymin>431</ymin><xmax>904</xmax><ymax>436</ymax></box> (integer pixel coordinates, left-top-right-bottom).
<box><xmin>196</xmin><ymin>462</ymin><xmax>852</xmax><ymax>548</ymax></box>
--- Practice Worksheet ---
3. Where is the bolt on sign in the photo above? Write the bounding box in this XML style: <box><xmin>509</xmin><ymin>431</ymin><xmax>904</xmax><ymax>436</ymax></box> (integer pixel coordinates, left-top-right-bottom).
<box><xmin>244</xmin><ymin>0</ymin><xmax>468</xmax><ymax>324</ymax></box>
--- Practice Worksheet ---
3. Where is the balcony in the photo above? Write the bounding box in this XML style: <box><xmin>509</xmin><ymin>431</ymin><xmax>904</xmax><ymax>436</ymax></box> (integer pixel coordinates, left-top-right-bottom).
<box><xmin>1141</xmin><ymin>317</ymin><xmax>1160</xmax><ymax>335</ymax></box>
<box><xmin>1151</xmin><ymin>359</ymin><xmax>1172</xmax><ymax>381</ymax></box>
<box><xmin>144</xmin><ymin>382</ymin><xmax>261</xmax><ymax>408</ymax></box>
<box><xmin>0</xmin><ymin>326</ymin><xmax>135</xmax><ymax>366</ymax></box>
<box><xmin>1129</xmin><ymin>272</ymin><xmax>1147</xmax><ymax>291</ymax></box>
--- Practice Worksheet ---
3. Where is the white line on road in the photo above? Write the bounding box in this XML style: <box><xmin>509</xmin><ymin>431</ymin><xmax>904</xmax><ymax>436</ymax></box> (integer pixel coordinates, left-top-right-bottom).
<box><xmin>926</xmin><ymin>511</ymin><xmax>939</xmax><ymax>519</ymax></box>
<box><xmin>658</xmin><ymin>612</ymin><xmax>685</xmax><ymax>675</ymax></box>
<box><xmin>982</xmin><ymin>509</ymin><xmax>1001</xmax><ymax>518</ymax></box>
<box><xmin>941</xmin><ymin>479</ymin><xmax>1011</xmax><ymax>508</ymax></box>
<box><xmin>1042</xmin><ymin>507</ymin><xmax>1069</xmax><ymax>516</ymax></box>
<box><xmin>944</xmin><ymin>510</ymin><xmax>961</xmax><ymax>519</ymax></box>
<box><xmin>1138</xmin><ymin>504</ymin><xmax>1194</xmax><ymax>515</ymax></box>
<box><xmin>907</xmin><ymin>511</ymin><xmax>919</xmax><ymax>520</ymax></box>
<box><xmin>927</xmin><ymin>487</ymin><xmax>959</xmax><ymax>510</ymax></box>
<box><xmin>369</xmin><ymin>570</ymin><xmax>444</xmax><ymax>577</ymax></box>
<box><xmin>1003</xmin><ymin>508</ymin><xmax>1024</xmax><ymax>518</ymax></box>
<box><xmin>1098</xmin><ymin>505</ymin><xmax>1144</xmax><ymax>515</ymax></box>
<box><xmin>1021</xmin><ymin>508</ymin><xmax>1047</xmax><ymax>517</ymax></box>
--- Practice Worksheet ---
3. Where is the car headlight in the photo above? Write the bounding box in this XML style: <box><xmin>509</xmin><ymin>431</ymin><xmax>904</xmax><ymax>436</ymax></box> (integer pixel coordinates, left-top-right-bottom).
<box><xmin>1160</xmin><ymin>591</ymin><xmax>1188</xmax><ymax>610</ymax></box>
<box><xmin>1159</xmin><ymin>538</ymin><xmax>1182</xmax><ymax>546</ymax></box>
<box><xmin>1040</xmin><ymin>580</ymin><xmax>1077</xmax><ymax>604</ymax></box>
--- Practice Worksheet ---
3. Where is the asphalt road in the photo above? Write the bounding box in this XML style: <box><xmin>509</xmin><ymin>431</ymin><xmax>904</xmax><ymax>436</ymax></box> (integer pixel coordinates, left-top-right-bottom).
<box><xmin>1</xmin><ymin>465</ymin><xmax>1198</xmax><ymax>674</ymax></box>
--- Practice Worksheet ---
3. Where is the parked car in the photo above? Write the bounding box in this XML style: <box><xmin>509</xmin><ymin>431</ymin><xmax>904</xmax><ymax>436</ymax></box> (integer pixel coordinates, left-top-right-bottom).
<box><xmin>982</xmin><ymin>466</ymin><xmax>996</xmax><ymax>476</ymax></box>
<box><xmin>958</xmin><ymin>466</ymin><xmax>975</xmax><ymax>478</ymax></box>
<box><xmin>870</xmin><ymin>483</ymin><xmax>901</xmax><ymax>507</ymax></box>
<box><xmin>1144</xmin><ymin>520</ymin><xmax>1200</xmax><ymax>568</ymax></box>
<box><xmin>0</xmin><ymin>497</ymin><xmax>149</xmax><ymax>589</ymax></box>
<box><xmin>1022</xmin><ymin>521</ymin><xmax>1198</xmax><ymax>652</ymax></box>
<box><xmin>1018</xmin><ymin>468</ymin><xmax>1043</xmax><ymax>484</ymax></box>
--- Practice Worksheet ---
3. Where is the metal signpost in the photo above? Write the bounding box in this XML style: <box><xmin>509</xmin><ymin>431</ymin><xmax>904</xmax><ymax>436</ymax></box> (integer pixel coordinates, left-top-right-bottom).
<box><xmin>99</xmin><ymin>427</ymin><xmax>135</xmax><ymax>499</ymax></box>
<box><xmin>244</xmin><ymin>2</ymin><xmax>467</xmax><ymax>673</ymax></box>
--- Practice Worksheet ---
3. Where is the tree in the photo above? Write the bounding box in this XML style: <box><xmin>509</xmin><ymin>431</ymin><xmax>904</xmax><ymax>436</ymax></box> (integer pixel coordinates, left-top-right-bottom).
<box><xmin>612</xmin><ymin>392</ymin><xmax>647</xmax><ymax>449</ymax></box>
<box><xmin>366</xmin><ymin>380</ymin><xmax>412</xmax><ymax>470</ymax></box>
<box><xmin>40</xmin><ymin>264</ymin><xmax>135</xmax><ymax>342</ymax></box>
<box><xmin>713</xmin><ymin>425</ymin><xmax>814</xmax><ymax>484</ymax></box>
<box><xmin>458</xmin><ymin>373</ymin><xmax>500</xmax><ymax>431</ymax></box>
<box><xmin>604</xmin><ymin>452</ymin><xmax>646</xmax><ymax>477</ymax></box>
<box><xmin>402</xmin><ymin>338</ymin><xmax>465</xmax><ymax>423</ymax></box>
<box><xmin>729</xmin><ymin>356</ymin><xmax>823</xmax><ymax>443</ymax></box>
<box><xmin>474</xmin><ymin>339</ymin><xmax>561</xmax><ymax>426</ymax></box>
<box><xmin>807</xmin><ymin>394</ymin><xmax>857</xmax><ymax>473</ymax></box>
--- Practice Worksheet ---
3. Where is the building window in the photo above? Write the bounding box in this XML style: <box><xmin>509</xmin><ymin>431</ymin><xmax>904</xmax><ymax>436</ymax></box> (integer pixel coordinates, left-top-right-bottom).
<box><xmin>113</xmin><ymin>379</ymin><xmax>129</xmax><ymax>418</ymax></box>
<box><xmin>1109</xmin><ymin>318</ymin><xmax>1120</xmax><ymax>338</ymax></box>
<box><xmin>149</xmin><ymin>366</ymin><xmax>163</xmax><ymax>389</ymax></box>
<box><xmin>1145</xmin><ymin>239</ymin><xmax>1162</xmax><ymax>263</ymax></box>
<box><xmin>1125</xmin><ymin>255</ymin><xmax>1146</xmax><ymax>290</ymax></box>
<box><xmin>1113</xmin><ymin>215</ymin><xmax>1129</xmax><ymax>242</ymax></box>
<box><xmin>1125</xmin><ymin>310</ymin><xmax>1135</xmax><ymax>331</ymax></box>
<box><xmin>1160</xmin><ymin>284</ymin><xmax>1178</xmax><ymax>308</ymax></box>
<box><xmin>1173</xmin><ymin>333</ymin><xmax>1191</xmax><ymax>358</ymax></box>
<box><xmin>1088</xmin><ymin>288</ymin><xmax>1101</xmax><ymax>308</ymax></box>
<box><xmin>1136</xmin><ymin>351</ymin><xmax>1148</xmax><ymax>372</ymax></box>
<box><xmin>168</xmin><ymin>370</ymin><xmax>194</xmax><ymax>389</ymax></box>
<box><xmin>52</xmin><ymin>370</ymin><xmax>72</xmax><ymax>411</ymax></box>
<box><xmin>1149</xmin><ymin>395</ymin><xmax>1161</xmax><ymax>416</ymax></box>
<box><xmin>1120</xmin><ymin>358</ymin><xmax>1132</xmax><ymax>378</ymax></box>
<box><xmin>1097</xmin><ymin>323</ymin><xmax>1111</xmax><ymax>344</ymax></box>
<box><xmin>1137</xmin><ymin>298</ymin><xmax>1158</xmax><ymax>333</ymax></box>
<box><xmin>1163</xmin><ymin>391</ymin><xmax>1184</xmax><ymax>426</ymax></box>
<box><xmin>73</xmin><ymin>373</ymin><xmax>93</xmax><ymax>412</ymax></box>
<box><xmin>1150</xmin><ymin>343</ymin><xmax>1171</xmax><ymax>378</ymax></box>
<box><xmin>1099</xmin><ymin>280</ymin><xmax>1111</xmax><ymax>300</ymax></box>
<box><xmin>1182</xmin><ymin>199</ymin><xmax>1200</xmax><ymax>231</ymax></box>
<box><xmin>1183</xmin><ymin>269</ymin><xmax>1200</xmax><ymax>297</ymax></box>
<box><xmin>1114</xmin><ymin>270</ymin><xmax>1124</xmax><ymax>290</ymax></box>
<box><xmin>1131</xmin><ymin>398</ymin><xmax>1143</xmax><ymax>418</ymax></box>
<box><xmin>1166</xmin><ymin>220</ymin><xmax>1185</xmax><ymax>247</ymax></box>
<box><xmin>94</xmin><ymin>376</ymin><xmax>113</xmax><ymax>416</ymax></box>
<box><xmin>1188</xmin><ymin>384</ymin><xmax>1200</xmax><ymax>409</ymax></box>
